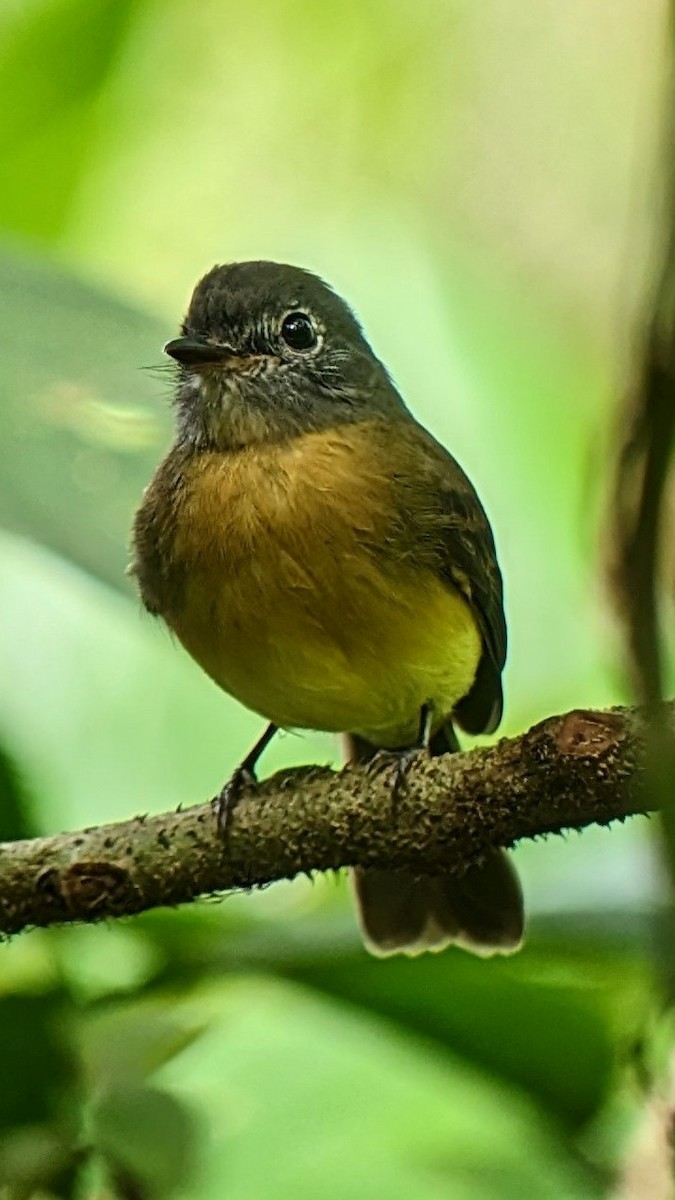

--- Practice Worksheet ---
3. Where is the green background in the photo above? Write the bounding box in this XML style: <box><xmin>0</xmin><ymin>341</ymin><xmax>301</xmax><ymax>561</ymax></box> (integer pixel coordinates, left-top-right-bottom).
<box><xmin>0</xmin><ymin>1</ymin><xmax>670</xmax><ymax>1196</ymax></box>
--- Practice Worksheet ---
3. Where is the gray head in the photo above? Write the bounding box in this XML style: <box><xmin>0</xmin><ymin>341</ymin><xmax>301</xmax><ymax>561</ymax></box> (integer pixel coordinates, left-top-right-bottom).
<box><xmin>165</xmin><ymin>261</ymin><xmax>407</xmax><ymax>449</ymax></box>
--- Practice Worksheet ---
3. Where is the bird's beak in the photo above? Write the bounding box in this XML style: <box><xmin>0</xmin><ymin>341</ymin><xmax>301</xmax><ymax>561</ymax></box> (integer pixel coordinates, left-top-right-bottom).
<box><xmin>163</xmin><ymin>337</ymin><xmax>240</xmax><ymax>367</ymax></box>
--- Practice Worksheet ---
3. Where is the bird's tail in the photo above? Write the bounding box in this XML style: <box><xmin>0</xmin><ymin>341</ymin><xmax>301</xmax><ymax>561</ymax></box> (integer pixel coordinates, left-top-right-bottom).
<box><xmin>346</xmin><ymin>726</ymin><xmax>524</xmax><ymax>957</ymax></box>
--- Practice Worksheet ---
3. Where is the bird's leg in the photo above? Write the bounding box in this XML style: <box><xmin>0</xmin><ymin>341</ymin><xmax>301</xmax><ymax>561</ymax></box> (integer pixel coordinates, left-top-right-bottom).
<box><xmin>214</xmin><ymin>722</ymin><xmax>278</xmax><ymax>835</ymax></box>
<box><xmin>366</xmin><ymin>703</ymin><xmax>434</xmax><ymax>800</ymax></box>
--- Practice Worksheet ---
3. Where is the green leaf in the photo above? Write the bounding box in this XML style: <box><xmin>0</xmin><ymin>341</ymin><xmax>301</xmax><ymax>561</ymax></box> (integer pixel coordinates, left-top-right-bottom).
<box><xmin>81</xmin><ymin>1004</ymin><xmax>207</xmax><ymax>1090</ymax></box>
<box><xmin>155</xmin><ymin>977</ymin><xmax>600</xmax><ymax>1200</ymax></box>
<box><xmin>89</xmin><ymin>1084</ymin><xmax>199</xmax><ymax>1198</ymax></box>
<box><xmin>0</xmin><ymin>992</ymin><xmax>75</xmax><ymax>1132</ymax></box>
<box><xmin>141</xmin><ymin>908</ymin><xmax>651</xmax><ymax>1133</ymax></box>
<box><xmin>283</xmin><ymin>938</ymin><xmax>650</xmax><ymax>1131</ymax></box>
<box><xmin>0</xmin><ymin>739</ymin><xmax>36</xmax><ymax>841</ymax></box>
<box><xmin>0</xmin><ymin>1124</ymin><xmax>77</xmax><ymax>1197</ymax></box>
<box><xmin>0</xmin><ymin>244</ymin><xmax>170</xmax><ymax>592</ymax></box>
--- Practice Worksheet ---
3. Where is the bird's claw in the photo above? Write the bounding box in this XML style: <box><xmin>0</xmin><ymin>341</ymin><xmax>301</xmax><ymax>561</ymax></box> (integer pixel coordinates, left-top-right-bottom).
<box><xmin>214</xmin><ymin>765</ymin><xmax>258</xmax><ymax>836</ymax></box>
<box><xmin>366</xmin><ymin>746</ymin><xmax>426</xmax><ymax>802</ymax></box>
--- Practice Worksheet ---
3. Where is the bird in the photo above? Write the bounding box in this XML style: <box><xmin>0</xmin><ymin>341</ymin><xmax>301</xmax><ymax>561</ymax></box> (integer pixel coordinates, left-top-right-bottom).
<box><xmin>130</xmin><ymin>260</ymin><xmax>524</xmax><ymax>957</ymax></box>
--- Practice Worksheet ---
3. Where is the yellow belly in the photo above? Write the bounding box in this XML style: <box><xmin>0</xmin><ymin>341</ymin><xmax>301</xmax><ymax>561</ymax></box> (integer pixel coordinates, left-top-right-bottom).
<box><xmin>171</xmin><ymin>555</ymin><xmax>480</xmax><ymax>747</ymax></box>
<box><xmin>164</xmin><ymin>429</ymin><xmax>482</xmax><ymax>747</ymax></box>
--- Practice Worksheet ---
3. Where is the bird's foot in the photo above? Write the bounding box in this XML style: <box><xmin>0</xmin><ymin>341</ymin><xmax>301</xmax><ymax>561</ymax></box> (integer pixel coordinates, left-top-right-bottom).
<box><xmin>213</xmin><ymin>765</ymin><xmax>258</xmax><ymax>836</ymax></box>
<box><xmin>213</xmin><ymin>722</ymin><xmax>278</xmax><ymax>838</ymax></box>
<box><xmin>366</xmin><ymin>745</ymin><xmax>427</xmax><ymax>802</ymax></box>
<box><xmin>365</xmin><ymin>703</ymin><xmax>434</xmax><ymax>803</ymax></box>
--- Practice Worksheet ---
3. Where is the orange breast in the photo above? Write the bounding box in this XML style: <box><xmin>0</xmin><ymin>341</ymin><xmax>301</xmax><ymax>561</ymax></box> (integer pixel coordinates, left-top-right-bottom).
<box><xmin>165</xmin><ymin>425</ymin><xmax>481</xmax><ymax>744</ymax></box>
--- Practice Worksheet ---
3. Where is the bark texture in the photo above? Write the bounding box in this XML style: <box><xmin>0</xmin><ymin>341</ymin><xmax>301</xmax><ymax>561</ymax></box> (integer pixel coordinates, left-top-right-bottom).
<box><xmin>0</xmin><ymin>703</ymin><xmax>662</xmax><ymax>937</ymax></box>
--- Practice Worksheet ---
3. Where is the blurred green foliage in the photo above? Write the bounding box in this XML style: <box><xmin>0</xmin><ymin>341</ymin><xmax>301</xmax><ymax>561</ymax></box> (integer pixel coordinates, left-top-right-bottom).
<box><xmin>0</xmin><ymin>1</ymin><xmax>670</xmax><ymax>1196</ymax></box>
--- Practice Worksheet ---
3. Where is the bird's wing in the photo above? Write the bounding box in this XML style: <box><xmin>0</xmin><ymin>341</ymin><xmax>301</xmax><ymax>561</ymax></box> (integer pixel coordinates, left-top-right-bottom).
<box><xmin>393</xmin><ymin>420</ymin><xmax>507</xmax><ymax>735</ymax></box>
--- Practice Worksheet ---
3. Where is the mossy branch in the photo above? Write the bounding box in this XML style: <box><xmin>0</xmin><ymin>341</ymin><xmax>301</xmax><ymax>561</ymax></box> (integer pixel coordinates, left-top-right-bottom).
<box><xmin>0</xmin><ymin>703</ymin><xmax>664</xmax><ymax>937</ymax></box>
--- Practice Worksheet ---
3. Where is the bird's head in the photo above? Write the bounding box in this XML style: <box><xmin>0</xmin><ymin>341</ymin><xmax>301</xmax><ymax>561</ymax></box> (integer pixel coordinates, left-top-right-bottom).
<box><xmin>165</xmin><ymin>261</ymin><xmax>404</xmax><ymax>449</ymax></box>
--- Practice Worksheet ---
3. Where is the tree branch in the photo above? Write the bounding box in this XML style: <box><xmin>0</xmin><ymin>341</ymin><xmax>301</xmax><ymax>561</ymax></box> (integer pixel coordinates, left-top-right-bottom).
<box><xmin>0</xmin><ymin>703</ymin><xmax>664</xmax><ymax>937</ymax></box>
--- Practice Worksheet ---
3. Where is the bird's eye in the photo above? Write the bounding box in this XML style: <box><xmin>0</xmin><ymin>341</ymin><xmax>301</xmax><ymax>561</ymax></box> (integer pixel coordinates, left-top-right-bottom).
<box><xmin>280</xmin><ymin>311</ymin><xmax>318</xmax><ymax>351</ymax></box>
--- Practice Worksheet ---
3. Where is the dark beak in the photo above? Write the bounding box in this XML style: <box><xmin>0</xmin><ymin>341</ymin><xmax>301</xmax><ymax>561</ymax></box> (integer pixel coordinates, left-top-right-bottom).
<box><xmin>163</xmin><ymin>336</ymin><xmax>238</xmax><ymax>367</ymax></box>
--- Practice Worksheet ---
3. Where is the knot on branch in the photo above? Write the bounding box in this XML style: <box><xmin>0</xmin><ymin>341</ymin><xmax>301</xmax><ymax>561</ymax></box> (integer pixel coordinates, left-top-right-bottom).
<box><xmin>37</xmin><ymin>860</ymin><xmax>140</xmax><ymax>918</ymax></box>
<box><xmin>554</xmin><ymin>709</ymin><xmax>627</xmax><ymax>757</ymax></box>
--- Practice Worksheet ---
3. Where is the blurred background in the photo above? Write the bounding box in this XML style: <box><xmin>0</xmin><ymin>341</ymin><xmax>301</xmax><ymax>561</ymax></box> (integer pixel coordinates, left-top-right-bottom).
<box><xmin>0</xmin><ymin>1</ymin><xmax>673</xmax><ymax>1196</ymax></box>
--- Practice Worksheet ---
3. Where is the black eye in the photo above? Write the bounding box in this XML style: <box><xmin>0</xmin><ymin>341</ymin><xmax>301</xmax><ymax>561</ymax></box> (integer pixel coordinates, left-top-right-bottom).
<box><xmin>280</xmin><ymin>311</ymin><xmax>318</xmax><ymax>351</ymax></box>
